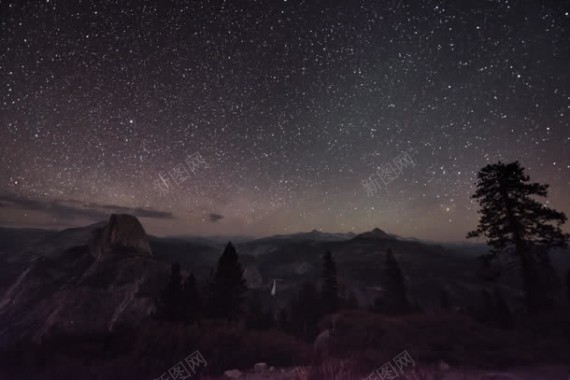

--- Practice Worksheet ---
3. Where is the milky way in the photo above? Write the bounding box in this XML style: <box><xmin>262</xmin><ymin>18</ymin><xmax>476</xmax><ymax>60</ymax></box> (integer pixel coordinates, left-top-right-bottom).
<box><xmin>1</xmin><ymin>0</ymin><xmax>569</xmax><ymax>240</ymax></box>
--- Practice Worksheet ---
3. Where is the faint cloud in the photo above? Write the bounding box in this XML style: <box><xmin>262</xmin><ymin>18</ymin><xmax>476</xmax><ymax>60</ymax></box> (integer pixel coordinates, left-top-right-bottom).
<box><xmin>208</xmin><ymin>213</ymin><xmax>224</xmax><ymax>223</ymax></box>
<box><xmin>0</xmin><ymin>194</ymin><xmax>174</xmax><ymax>222</ymax></box>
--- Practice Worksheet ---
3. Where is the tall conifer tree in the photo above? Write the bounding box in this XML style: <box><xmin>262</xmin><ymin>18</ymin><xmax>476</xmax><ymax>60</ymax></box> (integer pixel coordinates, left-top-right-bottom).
<box><xmin>321</xmin><ymin>250</ymin><xmax>339</xmax><ymax>314</ymax></box>
<box><xmin>155</xmin><ymin>262</ymin><xmax>184</xmax><ymax>322</ymax></box>
<box><xmin>182</xmin><ymin>272</ymin><xmax>202</xmax><ymax>323</ymax></box>
<box><xmin>208</xmin><ymin>242</ymin><xmax>247</xmax><ymax>321</ymax></box>
<box><xmin>468</xmin><ymin>161</ymin><xmax>569</xmax><ymax>313</ymax></box>
<box><xmin>373</xmin><ymin>249</ymin><xmax>411</xmax><ymax>314</ymax></box>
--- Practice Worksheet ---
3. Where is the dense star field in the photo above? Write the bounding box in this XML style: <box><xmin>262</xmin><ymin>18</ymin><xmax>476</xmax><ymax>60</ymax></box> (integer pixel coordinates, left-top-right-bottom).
<box><xmin>0</xmin><ymin>0</ymin><xmax>568</xmax><ymax>240</ymax></box>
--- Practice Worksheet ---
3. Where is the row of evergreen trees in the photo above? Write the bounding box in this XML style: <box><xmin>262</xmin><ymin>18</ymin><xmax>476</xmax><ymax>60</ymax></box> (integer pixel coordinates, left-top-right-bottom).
<box><xmin>154</xmin><ymin>160</ymin><xmax>570</xmax><ymax>334</ymax></box>
<box><xmin>153</xmin><ymin>240</ymin><xmax>419</xmax><ymax>340</ymax></box>
<box><xmin>153</xmin><ymin>246</ymin><xmax>349</xmax><ymax>335</ymax></box>
<box><xmin>154</xmin><ymin>242</ymin><xmax>246</xmax><ymax>323</ymax></box>
<box><xmin>371</xmin><ymin>249</ymin><xmax>415</xmax><ymax>314</ymax></box>
<box><xmin>155</xmin><ymin>242</ymin><xmax>570</xmax><ymax>335</ymax></box>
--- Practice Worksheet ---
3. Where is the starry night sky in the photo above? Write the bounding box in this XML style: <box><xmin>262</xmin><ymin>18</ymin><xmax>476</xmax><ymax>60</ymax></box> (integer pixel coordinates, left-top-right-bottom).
<box><xmin>1</xmin><ymin>0</ymin><xmax>569</xmax><ymax>241</ymax></box>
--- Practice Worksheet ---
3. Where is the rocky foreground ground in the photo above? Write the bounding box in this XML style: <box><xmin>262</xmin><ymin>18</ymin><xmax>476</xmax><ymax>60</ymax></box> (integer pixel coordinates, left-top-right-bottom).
<box><xmin>201</xmin><ymin>363</ymin><xmax>570</xmax><ymax>380</ymax></box>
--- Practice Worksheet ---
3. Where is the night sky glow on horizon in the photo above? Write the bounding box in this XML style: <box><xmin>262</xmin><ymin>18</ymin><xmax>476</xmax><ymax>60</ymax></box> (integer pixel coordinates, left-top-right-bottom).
<box><xmin>1</xmin><ymin>0</ymin><xmax>569</xmax><ymax>241</ymax></box>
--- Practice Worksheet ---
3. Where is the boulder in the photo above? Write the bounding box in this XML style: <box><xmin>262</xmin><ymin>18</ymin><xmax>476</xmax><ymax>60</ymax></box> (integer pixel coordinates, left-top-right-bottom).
<box><xmin>224</xmin><ymin>369</ymin><xmax>243</xmax><ymax>378</ymax></box>
<box><xmin>254</xmin><ymin>362</ymin><xmax>268</xmax><ymax>372</ymax></box>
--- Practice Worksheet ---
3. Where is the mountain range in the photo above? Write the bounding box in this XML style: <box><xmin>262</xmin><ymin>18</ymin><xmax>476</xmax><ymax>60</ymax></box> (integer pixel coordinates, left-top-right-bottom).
<box><xmin>1</xmin><ymin>214</ymin><xmax>569</xmax><ymax>347</ymax></box>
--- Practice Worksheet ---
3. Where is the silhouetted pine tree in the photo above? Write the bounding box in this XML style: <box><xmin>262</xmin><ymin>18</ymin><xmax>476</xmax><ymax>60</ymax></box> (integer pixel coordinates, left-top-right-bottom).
<box><xmin>493</xmin><ymin>287</ymin><xmax>514</xmax><ymax>329</ymax></box>
<box><xmin>182</xmin><ymin>272</ymin><xmax>202</xmax><ymax>323</ymax></box>
<box><xmin>371</xmin><ymin>293</ymin><xmax>385</xmax><ymax>312</ymax></box>
<box><xmin>155</xmin><ymin>262</ymin><xmax>184</xmax><ymax>322</ymax></box>
<box><xmin>263</xmin><ymin>307</ymin><xmax>275</xmax><ymax>329</ymax></box>
<box><xmin>245</xmin><ymin>290</ymin><xmax>273</xmax><ymax>330</ymax></box>
<box><xmin>477</xmin><ymin>288</ymin><xmax>514</xmax><ymax>329</ymax></box>
<box><xmin>321</xmin><ymin>250</ymin><xmax>339</xmax><ymax>314</ymax></box>
<box><xmin>477</xmin><ymin>253</ymin><xmax>503</xmax><ymax>282</ymax></box>
<box><xmin>439</xmin><ymin>287</ymin><xmax>452</xmax><ymax>311</ymax></box>
<box><xmin>341</xmin><ymin>290</ymin><xmax>359</xmax><ymax>310</ymax></box>
<box><xmin>566</xmin><ymin>269</ymin><xmax>570</xmax><ymax>307</ymax></box>
<box><xmin>208</xmin><ymin>242</ymin><xmax>247</xmax><ymax>321</ymax></box>
<box><xmin>467</xmin><ymin>161</ymin><xmax>569</xmax><ymax>314</ymax></box>
<box><xmin>374</xmin><ymin>249</ymin><xmax>411</xmax><ymax>314</ymax></box>
<box><xmin>535</xmin><ymin>245</ymin><xmax>562</xmax><ymax>301</ymax></box>
<box><xmin>477</xmin><ymin>289</ymin><xmax>495</xmax><ymax>325</ymax></box>
<box><xmin>289</xmin><ymin>281</ymin><xmax>321</xmax><ymax>340</ymax></box>
<box><xmin>277</xmin><ymin>308</ymin><xmax>289</xmax><ymax>331</ymax></box>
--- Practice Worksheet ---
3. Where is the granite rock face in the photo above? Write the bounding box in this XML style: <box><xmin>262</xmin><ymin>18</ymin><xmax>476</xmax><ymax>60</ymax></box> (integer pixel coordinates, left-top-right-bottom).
<box><xmin>0</xmin><ymin>214</ymin><xmax>166</xmax><ymax>345</ymax></box>
<box><xmin>89</xmin><ymin>214</ymin><xmax>152</xmax><ymax>259</ymax></box>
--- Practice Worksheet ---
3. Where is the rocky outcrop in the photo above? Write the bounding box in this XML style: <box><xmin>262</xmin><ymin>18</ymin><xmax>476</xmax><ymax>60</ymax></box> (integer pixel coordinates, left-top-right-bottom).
<box><xmin>89</xmin><ymin>214</ymin><xmax>152</xmax><ymax>258</ymax></box>
<box><xmin>0</xmin><ymin>214</ymin><xmax>166</xmax><ymax>345</ymax></box>
<box><xmin>0</xmin><ymin>246</ymin><xmax>167</xmax><ymax>344</ymax></box>
<box><xmin>224</xmin><ymin>369</ymin><xmax>243</xmax><ymax>378</ymax></box>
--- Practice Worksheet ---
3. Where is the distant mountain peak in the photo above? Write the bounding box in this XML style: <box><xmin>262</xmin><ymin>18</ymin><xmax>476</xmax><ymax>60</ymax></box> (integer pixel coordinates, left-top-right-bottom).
<box><xmin>89</xmin><ymin>214</ymin><xmax>152</xmax><ymax>258</ymax></box>
<box><xmin>355</xmin><ymin>227</ymin><xmax>392</xmax><ymax>240</ymax></box>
